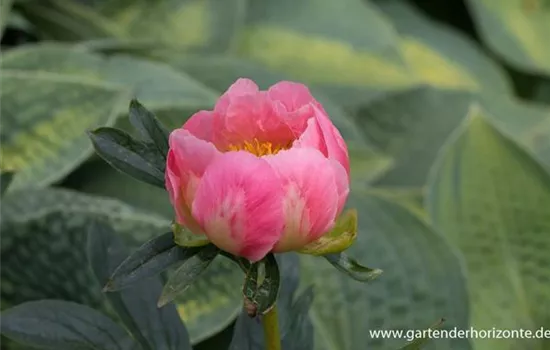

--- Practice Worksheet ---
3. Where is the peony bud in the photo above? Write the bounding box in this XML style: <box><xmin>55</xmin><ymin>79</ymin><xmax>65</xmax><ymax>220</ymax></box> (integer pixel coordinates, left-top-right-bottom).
<box><xmin>165</xmin><ymin>79</ymin><xmax>350</xmax><ymax>262</ymax></box>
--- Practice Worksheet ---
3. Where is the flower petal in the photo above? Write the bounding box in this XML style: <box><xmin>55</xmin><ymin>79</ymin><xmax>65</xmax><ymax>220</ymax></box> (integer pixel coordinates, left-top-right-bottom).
<box><xmin>167</xmin><ymin>129</ymin><xmax>221</xmax><ymax>232</ymax></box>
<box><xmin>268</xmin><ymin>81</ymin><xmax>315</xmax><ymax>111</ymax></box>
<box><xmin>265</xmin><ymin>148</ymin><xmax>340</xmax><ymax>252</ymax></box>
<box><xmin>214</xmin><ymin>78</ymin><xmax>260</xmax><ymax>115</ymax></box>
<box><xmin>191</xmin><ymin>151</ymin><xmax>284</xmax><ymax>261</ymax></box>
<box><xmin>312</xmin><ymin>104</ymin><xmax>350</xmax><ymax>177</ymax></box>
<box><xmin>330</xmin><ymin>158</ymin><xmax>350</xmax><ymax>217</ymax></box>
<box><xmin>293</xmin><ymin>117</ymin><xmax>327</xmax><ymax>155</ymax></box>
<box><xmin>183</xmin><ymin>110</ymin><xmax>214</xmax><ymax>142</ymax></box>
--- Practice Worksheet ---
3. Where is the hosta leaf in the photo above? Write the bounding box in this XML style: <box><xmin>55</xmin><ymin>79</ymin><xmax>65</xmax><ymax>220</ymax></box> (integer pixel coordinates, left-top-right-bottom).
<box><xmin>1</xmin><ymin>44</ymin><xmax>218</xmax><ymax>114</ymax></box>
<box><xmin>158</xmin><ymin>245</ymin><xmax>220</xmax><ymax>307</ymax></box>
<box><xmin>104</xmin><ymin>232</ymin><xmax>188</xmax><ymax>292</ymax></box>
<box><xmin>230</xmin><ymin>254</ymin><xmax>314</xmax><ymax>350</ymax></box>
<box><xmin>0</xmin><ymin>300</ymin><xmax>135</xmax><ymax>350</ymax></box>
<box><xmin>466</xmin><ymin>0</ymin><xmax>550</xmax><ymax>74</ymax></box>
<box><xmin>0</xmin><ymin>188</ymin><xmax>241</xmax><ymax>344</ymax></box>
<box><xmin>0</xmin><ymin>0</ymin><xmax>14</xmax><ymax>37</ymax></box>
<box><xmin>427</xmin><ymin>107</ymin><xmax>550</xmax><ymax>350</ymax></box>
<box><xmin>87</xmin><ymin>221</ymin><xmax>192</xmax><ymax>350</ymax></box>
<box><xmin>378</xmin><ymin>1</ymin><xmax>511</xmax><ymax>93</ymax></box>
<box><xmin>0</xmin><ymin>70</ymin><xmax>126</xmax><ymax>191</ymax></box>
<box><xmin>301</xmin><ymin>193</ymin><xmax>470</xmax><ymax>350</ymax></box>
<box><xmin>88</xmin><ymin>127</ymin><xmax>166</xmax><ymax>188</ymax></box>
<box><xmin>353</xmin><ymin>87</ymin><xmax>550</xmax><ymax>187</ymax></box>
<box><xmin>237</xmin><ymin>0</ymin><xmax>411</xmax><ymax>92</ymax></box>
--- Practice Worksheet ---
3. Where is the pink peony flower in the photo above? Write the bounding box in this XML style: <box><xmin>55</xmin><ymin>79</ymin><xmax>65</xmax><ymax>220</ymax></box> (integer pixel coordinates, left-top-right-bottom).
<box><xmin>166</xmin><ymin>79</ymin><xmax>350</xmax><ymax>262</ymax></box>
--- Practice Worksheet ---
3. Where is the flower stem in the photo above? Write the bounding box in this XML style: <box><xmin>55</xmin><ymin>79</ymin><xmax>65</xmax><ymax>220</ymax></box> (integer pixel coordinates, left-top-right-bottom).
<box><xmin>262</xmin><ymin>304</ymin><xmax>281</xmax><ymax>350</ymax></box>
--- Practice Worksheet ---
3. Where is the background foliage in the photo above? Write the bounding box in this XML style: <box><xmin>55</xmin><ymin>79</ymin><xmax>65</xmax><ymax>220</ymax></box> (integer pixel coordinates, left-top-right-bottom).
<box><xmin>1</xmin><ymin>0</ymin><xmax>550</xmax><ymax>349</ymax></box>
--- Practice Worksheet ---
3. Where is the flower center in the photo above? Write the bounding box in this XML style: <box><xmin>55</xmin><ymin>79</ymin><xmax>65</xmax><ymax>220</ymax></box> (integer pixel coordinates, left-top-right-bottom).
<box><xmin>227</xmin><ymin>139</ymin><xmax>291</xmax><ymax>156</ymax></box>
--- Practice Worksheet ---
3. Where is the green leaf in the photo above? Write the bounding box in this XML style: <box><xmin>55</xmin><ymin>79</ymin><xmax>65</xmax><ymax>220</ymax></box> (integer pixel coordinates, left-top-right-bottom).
<box><xmin>323</xmin><ymin>252</ymin><xmax>382</xmax><ymax>282</ymax></box>
<box><xmin>398</xmin><ymin>318</ymin><xmax>445</xmax><ymax>350</ymax></box>
<box><xmin>0</xmin><ymin>300</ymin><xmax>135</xmax><ymax>350</ymax></box>
<box><xmin>103</xmin><ymin>232</ymin><xmax>189</xmax><ymax>292</ymax></box>
<box><xmin>1</xmin><ymin>188</ymin><xmax>241</xmax><ymax>344</ymax></box>
<box><xmin>299</xmin><ymin>209</ymin><xmax>358</xmax><ymax>256</ymax></box>
<box><xmin>242</xmin><ymin>254</ymin><xmax>281</xmax><ymax>316</ymax></box>
<box><xmin>427</xmin><ymin>106</ymin><xmax>550</xmax><ymax>350</ymax></box>
<box><xmin>353</xmin><ymin>86</ymin><xmax>550</xmax><ymax>187</ymax></box>
<box><xmin>87</xmin><ymin>220</ymin><xmax>192</xmax><ymax>350</ymax></box>
<box><xmin>0</xmin><ymin>171</ymin><xmax>14</xmax><ymax>196</ymax></box>
<box><xmin>1</xmin><ymin>44</ymin><xmax>218</xmax><ymax>115</ymax></box>
<box><xmin>0</xmin><ymin>70</ymin><xmax>126</xmax><ymax>191</ymax></box>
<box><xmin>129</xmin><ymin>99</ymin><xmax>170</xmax><ymax>157</ymax></box>
<box><xmin>172</xmin><ymin>222</ymin><xmax>210</xmax><ymax>248</ymax></box>
<box><xmin>0</xmin><ymin>0</ymin><xmax>14</xmax><ymax>37</ymax></box>
<box><xmin>88</xmin><ymin>127</ymin><xmax>166</xmax><ymax>188</ymax></box>
<box><xmin>158</xmin><ymin>245</ymin><xmax>220</xmax><ymax>307</ymax></box>
<box><xmin>230</xmin><ymin>254</ymin><xmax>314</xmax><ymax>350</ymax></box>
<box><xmin>378</xmin><ymin>1</ymin><xmax>511</xmax><ymax>93</ymax></box>
<box><xmin>300</xmin><ymin>193</ymin><xmax>470</xmax><ymax>350</ymax></box>
<box><xmin>466</xmin><ymin>0</ymin><xmax>550</xmax><ymax>74</ymax></box>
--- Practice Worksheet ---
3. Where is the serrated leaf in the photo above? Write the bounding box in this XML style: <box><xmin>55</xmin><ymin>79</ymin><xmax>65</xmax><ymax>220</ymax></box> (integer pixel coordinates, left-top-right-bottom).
<box><xmin>427</xmin><ymin>106</ymin><xmax>550</xmax><ymax>350</ymax></box>
<box><xmin>0</xmin><ymin>70</ymin><xmax>126</xmax><ymax>191</ymax></box>
<box><xmin>242</xmin><ymin>254</ymin><xmax>280</xmax><ymax>316</ymax></box>
<box><xmin>88</xmin><ymin>127</ymin><xmax>166</xmax><ymax>188</ymax></box>
<box><xmin>87</xmin><ymin>221</ymin><xmax>192</xmax><ymax>350</ymax></box>
<box><xmin>323</xmin><ymin>252</ymin><xmax>382</xmax><ymax>282</ymax></box>
<box><xmin>129</xmin><ymin>99</ymin><xmax>170</xmax><ymax>157</ymax></box>
<box><xmin>0</xmin><ymin>300</ymin><xmax>135</xmax><ymax>350</ymax></box>
<box><xmin>230</xmin><ymin>254</ymin><xmax>314</xmax><ymax>350</ymax></box>
<box><xmin>0</xmin><ymin>171</ymin><xmax>14</xmax><ymax>196</ymax></box>
<box><xmin>466</xmin><ymin>0</ymin><xmax>550</xmax><ymax>74</ymax></box>
<box><xmin>158</xmin><ymin>245</ymin><xmax>220</xmax><ymax>307</ymax></box>
<box><xmin>299</xmin><ymin>209</ymin><xmax>357</xmax><ymax>255</ymax></box>
<box><xmin>103</xmin><ymin>232</ymin><xmax>189</xmax><ymax>292</ymax></box>
<box><xmin>0</xmin><ymin>0</ymin><xmax>14</xmax><ymax>37</ymax></box>
<box><xmin>301</xmin><ymin>193</ymin><xmax>470</xmax><ymax>350</ymax></box>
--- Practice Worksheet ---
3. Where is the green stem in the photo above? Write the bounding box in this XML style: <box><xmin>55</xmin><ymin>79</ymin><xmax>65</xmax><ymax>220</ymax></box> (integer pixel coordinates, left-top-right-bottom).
<box><xmin>262</xmin><ymin>304</ymin><xmax>282</xmax><ymax>350</ymax></box>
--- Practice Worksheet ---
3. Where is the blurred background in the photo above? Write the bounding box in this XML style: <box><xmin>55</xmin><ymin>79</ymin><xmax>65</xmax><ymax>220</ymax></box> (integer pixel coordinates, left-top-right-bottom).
<box><xmin>1</xmin><ymin>0</ymin><xmax>550</xmax><ymax>349</ymax></box>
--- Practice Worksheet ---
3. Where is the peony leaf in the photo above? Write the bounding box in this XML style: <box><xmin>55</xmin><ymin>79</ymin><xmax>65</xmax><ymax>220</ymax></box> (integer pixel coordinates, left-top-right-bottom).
<box><xmin>128</xmin><ymin>99</ymin><xmax>170</xmax><ymax>157</ymax></box>
<box><xmin>242</xmin><ymin>254</ymin><xmax>281</xmax><ymax>316</ymax></box>
<box><xmin>158</xmin><ymin>245</ymin><xmax>220</xmax><ymax>308</ymax></box>
<box><xmin>104</xmin><ymin>232</ymin><xmax>190</xmax><ymax>292</ymax></box>
<box><xmin>88</xmin><ymin>127</ymin><xmax>166</xmax><ymax>188</ymax></box>
<box><xmin>299</xmin><ymin>209</ymin><xmax>357</xmax><ymax>256</ymax></box>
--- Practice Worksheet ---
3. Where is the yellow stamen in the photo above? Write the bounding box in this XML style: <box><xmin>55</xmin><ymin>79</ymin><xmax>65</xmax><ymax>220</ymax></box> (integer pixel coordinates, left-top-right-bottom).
<box><xmin>227</xmin><ymin>139</ymin><xmax>290</xmax><ymax>156</ymax></box>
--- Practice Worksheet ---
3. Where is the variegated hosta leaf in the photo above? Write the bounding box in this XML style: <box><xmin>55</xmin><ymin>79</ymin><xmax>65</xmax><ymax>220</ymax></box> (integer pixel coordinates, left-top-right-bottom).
<box><xmin>17</xmin><ymin>0</ymin><xmax>246</xmax><ymax>52</ymax></box>
<box><xmin>0</xmin><ymin>188</ymin><xmax>242</xmax><ymax>344</ymax></box>
<box><xmin>427</xmin><ymin>107</ymin><xmax>550</xmax><ymax>350</ymax></box>
<box><xmin>0</xmin><ymin>70</ymin><xmax>126</xmax><ymax>190</ymax></box>
<box><xmin>352</xmin><ymin>86</ymin><xmax>550</xmax><ymax>187</ymax></box>
<box><xmin>301</xmin><ymin>193</ymin><xmax>470</xmax><ymax>350</ymax></box>
<box><xmin>466</xmin><ymin>0</ymin><xmax>550</xmax><ymax>74</ymax></box>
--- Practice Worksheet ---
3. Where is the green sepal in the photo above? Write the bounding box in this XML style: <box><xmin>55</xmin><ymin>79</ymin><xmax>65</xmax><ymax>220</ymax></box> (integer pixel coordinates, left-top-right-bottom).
<box><xmin>299</xmin><ymin>209</ymin><xmax>358</xmax><ymax>255</ymax></box>
<box><xmin>172</xmin><ymin>222</ymin><xmax>210</xmax><ymax>247</ymax></box>
<box><xmin>242</xmin><ymin>254</ymin><xmax>280</xmax><ymax>316</ymax></box>
<box><xmin>324</xmin><ymin>252</ymin><xmax>382</xmax><ymax>282</ymax></box>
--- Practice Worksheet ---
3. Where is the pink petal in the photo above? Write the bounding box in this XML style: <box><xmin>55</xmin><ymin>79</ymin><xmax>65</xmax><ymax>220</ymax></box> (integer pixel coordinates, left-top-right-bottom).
<box><xmin>293</xmin><ymin>117</ymin><xmax>327</xmax><ymax>155</ymax></box>
<box><xmin>265</xmin><ymin>148</ymin><xmax>340</xmax><ymax>252</ymax></box>
<box><xmin>183</xmin><ymin>110</ymin><xmax>214</xmax><ymax>142</ymax></box>
<box><xmin>312</xmin><ymin>104</ymin><xmax>350</xmax><ymax>178</ymax></box>
<box><xmin>330</xmin><ymin>158</ymin><xmax>350</xmax><ymax>217</ymax></box>
<box><xmin>214</xmin><ymin>78</ymin><xmax>260</xmax><ymax>115</ymax></box>
<box><xmin>166</xmin><ymin>129</ymin><xmax>221</xmax><ymax>232</ymax></box>
<box><xmin>268</xmin><ymin>81</ymin><xmax>315</xmax><ymax>111</ymax></box>
<box><xmin>191</xmin><ymin>151</ymin><xmax>284</xmax><ymax>262</ymax></box>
